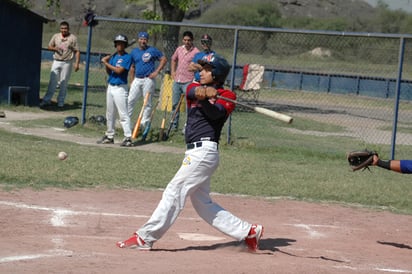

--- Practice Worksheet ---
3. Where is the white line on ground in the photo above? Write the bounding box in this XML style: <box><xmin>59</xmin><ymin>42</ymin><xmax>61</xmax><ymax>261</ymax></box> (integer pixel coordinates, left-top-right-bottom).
<box><xmin>177</xmin><ymin>233</ymin><xmax>226</xmax><ymax>241</ymax></box>
<box><xmin>375</xmin><ymin>268</ymin><xmax>412</xmax><ymax>273</ymax></box>
<box><xmin>0</xmin><ymin>200</ymin><xmax>201</xmax><ymax>227</ymax></box>
<box><xmin>284</xmin><ymin>223</ymin><xmax>335</xmax><ymax>238</ymax></box>
<box><xmin>0</xmin><ymin>249</ymin><xmax>72</xmax><ymax>263</ymax></box>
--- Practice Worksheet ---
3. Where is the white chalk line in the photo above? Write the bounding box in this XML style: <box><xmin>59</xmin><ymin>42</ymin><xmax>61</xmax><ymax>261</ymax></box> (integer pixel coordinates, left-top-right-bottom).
<box><xmin>283</xmin><ymin>223</ymin><xmax>339</xmax><ymax>239</ymax></box>
<box><xmin>177</xmin><ymin>233</ymin><xmax>226</xmax><ymax>241</ymax></box>
<box><xmin>334</xmin><ymin>265</ymin><xmax>412</xmax><ymax>273</ymax></box>
<box><xmin>0</xmin><ymin>249</ymin><xmax>72</xmax><ymax>263</ymax></box>
<box><xmin>0</xmin><ymin>200</ymin><xmax>200</xmax><ymax>227</ymax></box>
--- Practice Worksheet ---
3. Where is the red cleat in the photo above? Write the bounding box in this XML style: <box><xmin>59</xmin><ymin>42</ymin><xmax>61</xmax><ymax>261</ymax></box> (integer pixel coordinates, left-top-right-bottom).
<box><xmin>245</xmin><ymin>224</ymin><xmax>264</xmax><ymax>252</ymax></box>
<box><xmin>116</xmin><ymin>233</ymin><xmax>152</xmax><ymax>250</ymax></box>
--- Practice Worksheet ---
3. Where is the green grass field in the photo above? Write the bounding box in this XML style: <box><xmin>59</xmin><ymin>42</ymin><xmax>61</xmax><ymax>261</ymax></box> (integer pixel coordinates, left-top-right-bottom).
<box><xmin>1</xmin><ymin>94</ymin><xmax>412</xmax><ymax>215</ymax></box>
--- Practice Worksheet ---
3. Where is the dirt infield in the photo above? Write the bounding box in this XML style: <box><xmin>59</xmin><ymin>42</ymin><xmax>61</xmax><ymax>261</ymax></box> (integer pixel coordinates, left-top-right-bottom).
<box><xmin>0</xmin><ymin>188</ymin><xmax>411</xmax><ymax>274</ymax></box>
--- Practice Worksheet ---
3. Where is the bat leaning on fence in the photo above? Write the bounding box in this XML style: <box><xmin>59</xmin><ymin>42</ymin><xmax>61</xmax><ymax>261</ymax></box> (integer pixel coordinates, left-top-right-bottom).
<box><xmin>132</xmin><ymin>92</ymin><xmax>150</xmax><ymax>139</ymax></box>
<box><xmin>216</xmin><ymin>95</ymin><xmax>293</xmax><ymax>124</ymax></box>
<box><xmin>141</xmin><ymin>100</ymin><xmax>159</xmax><ymax>141</ymax></box>
<box><xmin>162</xmin><ymin>94</ymin><xmax>185</xmax><ymax>141</ymax></box>
<box><xmin>159</xmin><ymin>96</ymin><xmax>170</xmax><ymax>141</ymax></box>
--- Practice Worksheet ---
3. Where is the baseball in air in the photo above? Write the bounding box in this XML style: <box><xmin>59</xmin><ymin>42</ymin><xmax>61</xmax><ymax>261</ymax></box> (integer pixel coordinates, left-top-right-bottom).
<box><xmin>58</xmin><ymin>151</ymin><xmax>68</xmax><ymax>160</ymax></box>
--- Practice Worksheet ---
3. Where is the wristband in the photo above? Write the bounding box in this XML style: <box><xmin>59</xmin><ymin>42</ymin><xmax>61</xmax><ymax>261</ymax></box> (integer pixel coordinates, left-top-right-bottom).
<box><xmin>377</xmin><ymin>159</ymin><xmax>391</xmax><ymax>170</ymax></box>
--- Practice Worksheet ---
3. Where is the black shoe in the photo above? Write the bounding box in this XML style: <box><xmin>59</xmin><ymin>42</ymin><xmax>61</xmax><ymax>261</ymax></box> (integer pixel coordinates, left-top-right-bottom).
<box><xmin>120</xmin><ymin>137</ymin><xmax>133</xmax><ymax>147</ymax></box>
<box><xmin>97</xmin><ymin>135</ymin><xmax>114</xmax><ymax>144</ymax></box>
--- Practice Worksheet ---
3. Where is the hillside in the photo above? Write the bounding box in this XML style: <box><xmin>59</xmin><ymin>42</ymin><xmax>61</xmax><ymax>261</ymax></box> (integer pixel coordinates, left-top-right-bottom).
<box><xmin>29</xmin><ymin>0</ymin><xmax>377</xmax><ymax>25</ymax></box>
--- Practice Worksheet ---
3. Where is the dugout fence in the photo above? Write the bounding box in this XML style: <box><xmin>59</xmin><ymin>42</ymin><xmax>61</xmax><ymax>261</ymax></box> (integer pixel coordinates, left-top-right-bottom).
<box><xmin>40</xmin><ymin>16</ymin><xmax>412</xmax><ymax>159</ymax></box>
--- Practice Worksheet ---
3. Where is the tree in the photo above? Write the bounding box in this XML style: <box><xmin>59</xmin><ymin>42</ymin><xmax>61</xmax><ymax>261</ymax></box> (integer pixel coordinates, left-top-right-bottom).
<box><xmin>12</xmin><ymin>0</ymin><xmax>60</xmax><ymax>10</ymax></box>
<box><xmin>126</xmin><ymin>0</ymin><xmax>204</xmax><ymax>59</ymax></box>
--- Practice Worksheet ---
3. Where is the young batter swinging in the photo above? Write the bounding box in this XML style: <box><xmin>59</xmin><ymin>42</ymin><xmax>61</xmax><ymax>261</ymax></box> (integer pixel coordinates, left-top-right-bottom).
<box><xmin>116</xmin><ymin>54</ymin><xmax>264</xmax><ymax>252</ymax></box>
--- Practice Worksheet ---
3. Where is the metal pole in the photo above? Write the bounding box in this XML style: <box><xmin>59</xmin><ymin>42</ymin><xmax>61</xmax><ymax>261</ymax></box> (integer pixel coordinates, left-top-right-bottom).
<box><xmin>81</xmin><ymin>24</ymin><xmax>93</xmax><ymax>125</ymax></box>
<box><xmin>227</xmin><ymin>29</ymin><xmax>240</xmax><ymax>145</ymax></box>
<box><xmin>390</xmin><ymin>37</ymin><xmax>405</xmax><ymax>159</ymax></box>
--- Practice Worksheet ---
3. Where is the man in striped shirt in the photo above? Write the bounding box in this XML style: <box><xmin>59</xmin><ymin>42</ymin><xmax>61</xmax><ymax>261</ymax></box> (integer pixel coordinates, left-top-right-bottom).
<box><xmin>170</xmin><ymin>31</ymin><xmax>200</xmax><ymax>131</ymax></box>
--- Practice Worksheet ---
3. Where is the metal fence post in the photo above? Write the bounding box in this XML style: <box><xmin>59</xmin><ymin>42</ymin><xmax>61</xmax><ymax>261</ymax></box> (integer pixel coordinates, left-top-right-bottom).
<box><xmin>227</xmin><ymin>29</ymin><xmax>240</xmax><ymax>145</ymax></box>
<box><xmin>81</xmin><ymin>24</ymin><xmax>93</xmax><ymax>125</ymax></box>
<box><xmin>390</xmin><ymin>37</ymin><xmax>406</xmax><ymax>160</ymax></box>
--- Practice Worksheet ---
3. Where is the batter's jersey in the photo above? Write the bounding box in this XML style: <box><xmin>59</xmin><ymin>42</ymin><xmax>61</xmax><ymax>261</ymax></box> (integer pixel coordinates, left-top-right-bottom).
<box><xmin>130</xmin><ymin>46</ymin><xmax>164</xmax><ymax>78</ymax></box>
<box><xmin>108</xmin><ymin>52</ymin><xmax>132</xmax><ymax>85</ymax></box>
<box><xmin>185</xmin><ymin>82</ymin><xmax>236</xmax><ymax>144</ymax></box>
<box><xmin>192</xmin><ymin>50</ymin><xmax>216</xmax><ymax>82</ymax></box>
<box><xmin>49</xmin><ymin>33</ymin><xmax>79</xmax><ymax>61</ymax></box>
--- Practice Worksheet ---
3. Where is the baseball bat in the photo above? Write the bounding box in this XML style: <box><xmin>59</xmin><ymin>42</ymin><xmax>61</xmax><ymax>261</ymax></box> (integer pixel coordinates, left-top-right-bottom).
<box><xmin>217</xmin><ymin>95</ymin><xmax>293</xmax><ymax>124</ymax></box>
<box><xmin>141</xmin><ymin>99</ymin><xmax>159</xmax><ymax>141</ymax></box>
<box><xmin>159</xmin><ymin>96</ymin><xmax>170</xmax><ymax>141</ymax></box>
<box><xmin>162</xmin><ymin>93</ymin><xmax>185</xmax><ymax>141</ymax></box>
<box><xmin>132</xmin><ymin>92</ymin><xmax>150</xmax><ymax>138</ymax></box>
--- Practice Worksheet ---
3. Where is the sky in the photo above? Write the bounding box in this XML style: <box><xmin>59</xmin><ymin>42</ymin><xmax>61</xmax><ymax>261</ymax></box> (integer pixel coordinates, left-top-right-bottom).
<box><xmin>364</xmin><ymin>0</ymin><xmax>412</xmax><ymax>13</ymax></box>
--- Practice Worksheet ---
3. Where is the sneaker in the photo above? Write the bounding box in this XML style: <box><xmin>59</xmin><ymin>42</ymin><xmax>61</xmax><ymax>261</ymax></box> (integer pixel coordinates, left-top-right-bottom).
<box><xmin>116</xmin><ymin>233</ymin><xmax>152</xmax><ymax>250</ymax></box>
<box><xmin>57</xmin><ymin>103</ymin><xmax>64</xmax><ymax>108</ymax></box>
<box><xmin>245</xmin><ymin>224</ymin><xmax>264</xmax><ymax>252</ymax></box>
<box><xmin>39</xmin><ymin>100</ymin><xmax>51</xmax><ymax>107</ymax></box>
<box><xmin>120</xmin><ymin>137</ymin><xmax>133</xmax><ymax>147</ymax></box>
<box><xmin>97</xmin><ymin>135</ymin><xmax>114</xmax><ymax>144</ymax></box>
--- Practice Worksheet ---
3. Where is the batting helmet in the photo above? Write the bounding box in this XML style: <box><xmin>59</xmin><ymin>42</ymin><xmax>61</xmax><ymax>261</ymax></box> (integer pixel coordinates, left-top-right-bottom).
<box><xmin>114</xmin><ymin>34</ymin><xmax>128</xmax><ymax>47</ymax></box>
<box><xmin>200</xmin><ymin>34</ymin><xmax>212</xmax><ymax>47</ymax></box>
<box><xmin>89</xmin><ymin>115</ymin><xmax>106</xmax><ymax>126</ymax></box>
<box><xmin>198</xmin><ymin>54</ymin><xmax>230</xmax><ymax>84</ymax></box>
<box><xmin>64</xmin><ymin>116</ymin><xmax>79</xmax><ymax>128</ymax></box>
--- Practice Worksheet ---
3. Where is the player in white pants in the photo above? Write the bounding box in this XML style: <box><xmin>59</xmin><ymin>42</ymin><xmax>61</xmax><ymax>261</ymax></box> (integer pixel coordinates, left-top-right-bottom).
<box><xmin>128</xmin><ymin>77</ymin><xmax>154</xmax><ymax>125</ymax></box>
<box><xmin>97</xmin><ymin>34</ymin><xmax>133</xmax><ymax>147</ymax></box>
<box><xmin>117</xmin><ymin>54</ymin><xmax>264</xmax><ymax>252</ymax></box>
<box><xmin>128</xmin><ymin>31</ymin><xmax>167</xmax><ymax>129</ymax></box>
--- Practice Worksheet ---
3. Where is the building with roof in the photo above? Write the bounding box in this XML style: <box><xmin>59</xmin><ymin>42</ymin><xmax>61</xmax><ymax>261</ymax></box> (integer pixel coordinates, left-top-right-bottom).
<box><xmin>0</xmin><ymin>0</ymin><xmax>50</xmax><ymax>106</ymax></box>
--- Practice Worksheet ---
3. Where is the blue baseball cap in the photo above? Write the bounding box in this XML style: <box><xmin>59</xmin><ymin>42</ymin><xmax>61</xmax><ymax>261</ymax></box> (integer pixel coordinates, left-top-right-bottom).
<box><xmin>138</xmin><ymin>31</ymin><xmax>149</xmax><ymax>39</ymax></box>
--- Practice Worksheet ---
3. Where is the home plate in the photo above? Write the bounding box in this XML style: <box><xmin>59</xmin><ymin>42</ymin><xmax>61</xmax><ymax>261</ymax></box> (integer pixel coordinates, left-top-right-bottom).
<box><xmin>177</xmin><ymin>233</ymin><xmax>226</xmax><ymax>241</ymax></box>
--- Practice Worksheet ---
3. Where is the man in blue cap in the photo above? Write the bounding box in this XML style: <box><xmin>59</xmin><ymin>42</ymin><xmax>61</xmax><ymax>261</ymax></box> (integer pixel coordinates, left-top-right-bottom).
<box><xmin>128</xmin><ymin>31</ymin><xmax>167</xmax><ymax>134</ymax></box>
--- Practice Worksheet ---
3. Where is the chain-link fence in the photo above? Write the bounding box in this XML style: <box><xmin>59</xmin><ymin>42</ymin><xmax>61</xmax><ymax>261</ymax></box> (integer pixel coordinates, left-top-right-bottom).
<box><xmin>40</xmin><ymin>17</ymin><xmax>412</xmax><ymax>158</ymax></box>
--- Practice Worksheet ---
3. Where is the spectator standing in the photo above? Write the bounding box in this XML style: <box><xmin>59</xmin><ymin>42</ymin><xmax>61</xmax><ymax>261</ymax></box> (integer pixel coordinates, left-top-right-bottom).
<box><xmin>128</xmin><ymin>31</ymin><xmax>167</xmax><ymax>130</ymax></box>
<box><xmin>40</xmin><ymin>21</ymin><xmax>80</xmax><ymax>108</ymax></box>
<box><xmin>189</xmin><ymin>34</ymin><xmax>215</xmax><ymax>83</ymax></box>
<box><xmin>170</xmin><ymin>31</ymin><xmax>200</xmax><ymax>131</ymax></box>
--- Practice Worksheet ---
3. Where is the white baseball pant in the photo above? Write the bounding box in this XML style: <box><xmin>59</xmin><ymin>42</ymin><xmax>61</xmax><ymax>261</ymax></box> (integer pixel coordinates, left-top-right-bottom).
<box><xmin>137</xmin><ymin>141</ymin><xmax>252</xmax><ymax>244</ymax></box>
<box><xmin>105</xmin><ymin>84</ymin><xmax>132</xmax><ymax>139</ymax></box>
<box><xmin>128</xmin><ymin>77</ymin><xmax>155</xmax><ymax>126</ymax></box>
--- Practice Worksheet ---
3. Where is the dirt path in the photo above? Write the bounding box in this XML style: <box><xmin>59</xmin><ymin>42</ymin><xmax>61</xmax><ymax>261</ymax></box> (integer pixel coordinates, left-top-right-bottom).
<box><xmin>0</xmin><ymin>110</ymin><xmax>183</xmax><ymax>154</ymax></box>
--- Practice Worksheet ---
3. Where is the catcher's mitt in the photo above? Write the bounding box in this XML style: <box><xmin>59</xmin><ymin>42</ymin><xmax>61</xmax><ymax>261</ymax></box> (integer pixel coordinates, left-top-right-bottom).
<box><xmin>347</xmin><ymin>150</ymin><xmax>378</xmax><ymax>171</ymax></box>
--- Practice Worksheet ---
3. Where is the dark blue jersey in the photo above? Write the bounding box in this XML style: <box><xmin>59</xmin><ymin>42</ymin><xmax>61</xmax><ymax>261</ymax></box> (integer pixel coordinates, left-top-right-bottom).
<box><xmin>185</xmin><ymin>82</ymin><xmax>236</xmax><ymax>144</ymax></box>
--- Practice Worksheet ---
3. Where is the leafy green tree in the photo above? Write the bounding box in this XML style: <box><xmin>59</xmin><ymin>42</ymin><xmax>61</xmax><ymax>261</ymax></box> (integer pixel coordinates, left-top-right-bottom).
<box><xmin>12</xmin><ymin>0</ymin><xmax>60</xmax><ymax>10</ymax></box>
<box><xmin>126</xmin><ymin>0</ymin><xmax>204</xmax><ymax>58</ymax></box>
<box><xmin>198</xmin><ymin>1</ymin><xmax>281</xmax><ymax>28</ymax></box>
